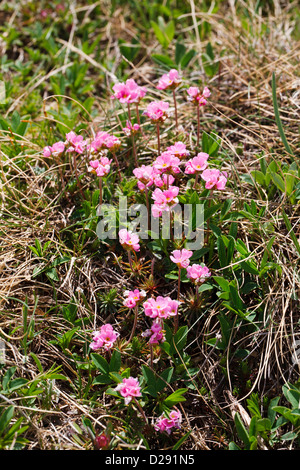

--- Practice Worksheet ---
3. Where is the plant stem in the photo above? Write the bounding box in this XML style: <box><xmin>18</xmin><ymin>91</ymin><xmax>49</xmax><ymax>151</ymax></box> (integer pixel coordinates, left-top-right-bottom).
<box><xmin>173</xmin><ymin>89</ymin><xmax>178</xmax><ymax>132</ymax></box>
<box><xmin>135</xmin><ymin>102</ymin><xmax>140</xmax><ymax>126</ymax></box>
<box><xmin>156</xmin><ymin>123</ymin><xmax>160</xmax><ymax>154</ymax></box>
<box><xmin>197</xmin><ymin>105</ymin><xmax>200</xmax><ymax>148</ymax></box>
<box><xmin>128</xmin><ymin>305</ymin><xmax>139</xmax><ymax>344</ymax></box>
<box><xmin>150</xmin><ymin>344</ymin><xmax>153</xmax><ymax>368</ymax></box>
<box><xmin>99</xmin><ymin>176</ymin><xmax>103</xmax><ymax>207</ymax></box>
<box><xmin>174</xmin><ymin>267</ymin><xmax>181</xmax><ymax>333</ymax></box>
<box><xmin>132</xmin><ymin>397</ymin><xmax>148</xmax><ymax>424</ymax></box>
<box><xmin>128</xmin><ymin>103</ymin><xmax>138</xmax><ymax>166</ymax></box>
<box><xmin>112</xmin><ymin>152</ymin><xmax>122</xmax><ymax>180</ymax></box>
<box><xmin>73</xmin><ymin>153</ymin><xmax>84</xmax><ymax>197</ymax></box>
<box><xmin>145</xmin><ymin>186</ymin><xmax>150</xmax><ymax>230</ymax></box>
<box><xmin>193</xmin><ymin>173</ymin><xmax>199</xmax><ymax>189</ymax></box>
<box><xmin>128</xmin><ymin>250</ymin><xmax>134</xmax><ymax>272</ymax></box>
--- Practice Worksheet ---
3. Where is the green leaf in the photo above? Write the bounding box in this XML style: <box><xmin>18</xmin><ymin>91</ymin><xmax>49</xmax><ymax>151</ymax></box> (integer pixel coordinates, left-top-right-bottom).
<box><xmin>0</xmin><ymin>406</ymin><xmax>14</xmax><ymax>434</ymax></box>
<box><xmin>234</xmin><ymin>412</ymin><xmax>250</xmax><ymax>448</ymax></box>
<box><xmin>180</xmin><ymin>49</ymin><xmax>196</xmax><ymax>68</ymax></box>
<box><xmin>163</xmin><ymin>388</ymin><xmax>187</xmax><ymax>408</ymax></box>
<box><xmin>272</xmin><ymin>72</ymin><xmax>294</xmax><ymax>157</ymax></box>
<box><xmin>282</xmin><ymin>210</ymin><xmax>300</xmax><ymax>256</ymax></box>
<box><xmin>91</xmin><ymin>353</ymin><xmax>109</xmax><ymax>375</ymax></box>
<box><xmin>175</xmin><ymin>42</ymin><xmax>186</xmax><ymax>65</ymax></box>
<box><xmin>269</xmin><ymin>171</ymin><xmax>285</xmax><ymax>193</ymax></box>
<box><xmin>109</xmin><ymin>349</ymin><xmax>121</xmax><ymax>373</ymax></box>
<box><xmin>151</xmin><ymin>53</ymin><xmax>176</xmax><ymax>69</ymax></box>
<box><xmin>172</xmin><ymin>430</ymin><xmax>193</xmax><ymax>450</ymax></box>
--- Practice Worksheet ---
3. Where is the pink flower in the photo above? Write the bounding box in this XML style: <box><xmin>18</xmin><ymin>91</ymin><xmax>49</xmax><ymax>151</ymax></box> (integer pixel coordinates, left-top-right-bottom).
<box><xmin>151</xmin><ymin>186</ymin><xmax>179</xmax><ymax>218</ymax></box>
<box><xmin>65</xmin><ymin>131</ymin><xmax>87</xmax><ymax>154</ymax></box>
<box><xmin>170</xmin><ymin>249</ymin><xmax>193</xmax><ymax>269</ymax></box>
<box><xmin>90</xmin><ymin>323</ymin><xmax>119</xmax><ymax>351</ymax></box>
<box><xmin>88</xmin><ymin>156</ymin><xmax>112</xmax><ymax>177</ymax></box>
<box><xmin>201</xmin><ymin>168</ymin><xmax>228</xmax><ymax>190</ymax></box>
<box><xmin>156</xmin><ymin>69</ymin><xmax>181</xmax><ymax>90</ymax></box>
<box><xmin>143</xmin><ymin>101</ymin><xmax>170</xmax><ymax>123</ymax></box>
<box><xmin>119</xmin><ymin>229</ymin><xmax>140</xmax><ymax>252</ymax></box>
<box><xmin>123</xmin><ymin>289</ymin><xmax>146</xmax><ymax>308</ymax></box>
<box><xmin>184</xmin><ymin>153</ymin><xmax>209</xmax><ymax>174</ymax></box>
<box><xmin>149</xmin><ymin>321</ymin><xmax>166</xmax><ymax>344</ymax></box>
<box><xmin>89</xmin><ymin>132</ymin><xmax>121</xmax><ymax>154</ymax></box>
<box><xmin>115</xmin><ymin>377</ymin><xmax>142</xmax><ymax>404</ymax></box>
<box><xmin>143</xmin><ymin>296</ymin><xmax>180</xmax><ymax>320</ymax></box>
<box><xmin>123</xmin><ymin>120</ymin><xmax>140</xmax><ymax>137</ymax></box>
<box><xmin>166</xmin><ymin>141</ymin><xmax>190</xmax><ymax>160</ymax></box>
<box><xmin>187</xmin><ymin>86</ymin><xmax>211</xmax><ymax>106</ymax></box>
<box><xmin>186</xmin><ymin>264</ymin><xmax>211</xmax><ymax>285</ymax></box>
<box><xmin>154</xmin><ymin>409</ymin><xmax>182</xmax><ymax>434</ymax></box>
<box><xmin>153</xmin><ymin>152</ymin><xmax>181</xmax><ymax>175</ymax></box>
<box><xmin>133</xmin><ymin>165</ymin><xmax>158</xmax><ymax>191</ymax></box>
<box><xmin>43</xmin><ymin>146</ymin><xmax>52</xmax><ymax>157</ymax></box>
<box><xmin>153</xmin><ymin>173</ymin><xmax>175</xmax><ymax>189</ymax></box>
<box><xmin>50</xmin><ymin>141</ymin><xmax>65</xmax><ymax>157</ymax></box>
<box><xmin>111</xmin><ymin>79</ymin><xmax>146</xmax><ymax>104</ymax></box>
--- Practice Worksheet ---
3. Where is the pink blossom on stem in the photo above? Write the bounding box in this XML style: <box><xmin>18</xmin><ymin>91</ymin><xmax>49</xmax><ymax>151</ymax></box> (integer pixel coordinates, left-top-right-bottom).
<box><xmin>187</xmin><ymin>86</ymin><xmax>211</xmax><ymax>106</ymax></box>
<box><xmin>201</xmin><ymin>168</ymin><xmax>228</xmax><ymax>190</ymax></box>
<box><xmin>65</xmin><ymin>131</ymin><xmax>86</xmax><ymax>154</ymax></box>
<box><xmin>156</xmin><ymin>69</ymin><xmax>181</xmax><ymax>90</ymax></box>
<box><xmin>151</xmin><ymin>186</ymin><xmax>179</xmax><ymax>218</ymax></box>
<box><xmin>43</xmin><ymin>146</ymin><xmax>52</xmax><ymax>158</ymax></box>
<box><xmin>88</xmin><ymin>156</ymin><xmax>112</xmax><ymax>177</ymax></box>
<box><xmin>133</xmin><ymin>165</ymin><xmax>158</xmax><ymax>191</ymax></box>
<box><xmin>111</xmin><ymin>79</ymin><xmax>146</xmax><ymax>104</ymax></box>
<box><xmin>123</xmin><ymin>120</ymin><xmax>140</xmax><ymax>137</ymax></box>
<box><xmin>184</xmin><ymin>152</ymin><xmax>209</xmax><ymax>174</ymax></box>
<box><xmin>170</xmin><ymin>249</ymin><xmax>193</xmax><ymax>269</ymax></box>
<box><xmin>143</xmin><ymin>296</ymin><xmax>180</xmax><ymax>320</ymax></box>
<box><xmin>90</xmin><ymin>323</ymin><xmax>119</xmax><ymax>351</ymax></box>
<box><xmin>166</xmin><ymin>141</ymin><xmax>190</xmax><ymax>159</ymax></box>
<box><xmin>115</xmin><ymin>377</ymin><xmax>142</xmax><ymax>405</ymax></box>
<box><xmin>154</xmin><ymin>409</ymin><xmax>182</xmax><ymax>434</ymax></box>
<box><xmin>143</xmin><ymin>101</ymin><xmax>170</xmax><ymax>123</ymax></box>
<box><xmin>186</xmin><ymin>264</ymin><xmax>211</xmax><ymax>285</ymax></box>
<box><xmin>123</xmin><ymin>289</ymin><xmax>146</xmax><ymax>308</ymax></box>
<box><xmin>50</xmin><ymin>141</ymin><xmax>65</xmax><ymax>157</ymax></box>
<box><xmin>153</xmin><ymin>173</ymin><xmax>175</xmax><ymax>189</ymax></box>
<box><xmin>119</xmin><ymin>229</ymin><xmax>140</xmax><ymax>252</ymax></box>
<box><xmin>153</xmin><ymin>152</ymin><xmax>181</xmax><ymax>175</ymax></box>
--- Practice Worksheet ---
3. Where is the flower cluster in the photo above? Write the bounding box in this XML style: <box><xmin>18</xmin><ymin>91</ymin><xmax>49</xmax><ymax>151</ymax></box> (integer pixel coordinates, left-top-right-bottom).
<box><xmin>151</xmin><ymin>186</ymin><xmax>179</xmax><ymax>217</ymax></box>
<box><xmin>143</xmin><ymin>296</ymin><xmax>180</xmax><ymax>320</ymax></box>
<box><xmin>123</xmin><ymin>120</ymin><xmax>140</xmax><ymax>137</ymax></box>
<box><xmin>186</xmin><ymin>86</ymin><xmax>211</xmax><ymax>106</ymax></box>
<box><xmin>88</xmin><ymin>156</ymin><xmax>112</xmax><ymax>177</ymax></box>
<box><xmin>111</xmin><ymin>79</ymin><xmax>147</xmax><ymax>104</ymax></box>
<box><xmin>143</xmin><ymin>101</ymin><xmax>170</xmax><ymax>123</ymax></box>
<box><xmin>90</xmin><ymin>324</ymin><xmax>119</xmax><ymax>351</ymax></box>
<box><xmin>142</xmin><ymin>321</ymin><xmax>166</xmax><ymax>345</ymax></box>
<box><xmin>115</xmin><ymin>377</ymin><xmax>142</xmax><ymax>404</ymax></box>
<box><xmin>123</xmin><ymin>289</ymin><xmax>146</xmax><ymax>308</ymax></box>
<box><xmin>186</xmin><ymin>264</ymin><xmax>211</xmax><ymax>285</ymax></box>
<box><xmin>170</xmin><ymin>249</ymin><xmax>193</xmax><ymax>269</ymax></box>
<box><xmin>185</xmin><ymin>152</ymin><xmax>209</xmax><ymax>175</ymax></box>
<box><xmin>119</xmin><ymin>228</ymin><xmax>140</xmax><ymax>252</ymax></box>
<box><xmin>156</xmin><ymin>69</ymin><xmax>181</xmax><ymax>91</ymax></box>
<box><xmin>154</xmin><ymin>409</ymin><xmax>182</xmax><ymax>434</ymax></box>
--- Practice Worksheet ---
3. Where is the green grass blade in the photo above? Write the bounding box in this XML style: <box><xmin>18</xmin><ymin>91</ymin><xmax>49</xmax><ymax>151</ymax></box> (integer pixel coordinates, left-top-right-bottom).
<box><xmin>272</xmin><ymin>72</ymin><xmax>294</xmax><ymax>157</ymax></box>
